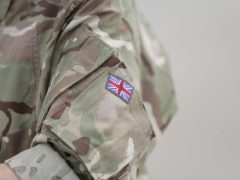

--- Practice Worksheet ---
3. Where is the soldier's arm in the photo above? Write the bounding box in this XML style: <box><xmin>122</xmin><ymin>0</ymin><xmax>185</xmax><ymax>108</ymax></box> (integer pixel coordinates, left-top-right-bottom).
<box><xmin>3</xmin><ymin>51</ymin><xmax>153</xmax><ymax>180</ymax></box>
<box><xmin>1</xmin><ymin>2</ymin><xmax>177</xmax><ymax>179</ymax></box>
<box><xmin>3</xmin><ymin>22</ymin><xmax>155</xmax><ymax>180</ymax></box>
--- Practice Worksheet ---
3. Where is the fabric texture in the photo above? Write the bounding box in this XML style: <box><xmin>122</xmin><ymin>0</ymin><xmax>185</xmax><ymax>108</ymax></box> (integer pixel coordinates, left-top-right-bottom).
<box><xmin>0</xmin><ymin>0</ymin><xmax>177</xmax><ymax>179</ymax></box>
<box><xmin>5</xmin><ymin>144</ymin><xmax>79</xmax><ymax>180</ymax></box>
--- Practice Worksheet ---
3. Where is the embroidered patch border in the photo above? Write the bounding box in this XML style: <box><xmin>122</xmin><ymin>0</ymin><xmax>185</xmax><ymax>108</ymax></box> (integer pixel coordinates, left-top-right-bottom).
<box><xmin>105</xmin><ymin>73</ymin><xmax>134</xmax><ymax>104</ymax></box>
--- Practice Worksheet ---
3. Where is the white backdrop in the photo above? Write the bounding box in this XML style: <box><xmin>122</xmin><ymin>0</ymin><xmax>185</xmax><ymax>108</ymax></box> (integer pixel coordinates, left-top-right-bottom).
<box><xmin>137</xmin><ymin>1</ymin><xmax>240</xmax><ymax>180</ymax></box>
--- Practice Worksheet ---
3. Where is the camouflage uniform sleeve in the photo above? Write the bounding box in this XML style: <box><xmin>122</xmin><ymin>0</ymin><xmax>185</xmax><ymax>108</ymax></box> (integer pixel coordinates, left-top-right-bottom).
<box><xmin>35</xmin><ymin>25</ymin><xmax>154</xmax><ymax>179</ymax></box>
<box><xmin>5</xmin><ymin>22</ymin><xmax>155</xmax><ymax>179</ymax></box>
<box><xmin>3</xmin><ymin>0</ymin><xmax>177</xmax><ymax>178</ymax></box>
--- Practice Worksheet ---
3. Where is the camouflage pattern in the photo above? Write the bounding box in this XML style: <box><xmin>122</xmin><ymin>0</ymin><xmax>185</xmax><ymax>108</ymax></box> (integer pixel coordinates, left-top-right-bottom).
<box><xmin>0</xmin><ymin>0</ymin><xmax>177</xmax><ymax>179</ymax></box>
<box><xmin>6</xmin><ymin>144</ymin><xmax>80</xmax><ymax>180</ymax></box>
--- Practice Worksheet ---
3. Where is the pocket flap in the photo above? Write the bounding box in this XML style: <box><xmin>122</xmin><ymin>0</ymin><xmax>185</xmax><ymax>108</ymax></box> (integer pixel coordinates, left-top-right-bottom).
<box><xmin>37</xmin><ymin>26</ymin><xmax>114</xmax><ymax>127</ymax></box>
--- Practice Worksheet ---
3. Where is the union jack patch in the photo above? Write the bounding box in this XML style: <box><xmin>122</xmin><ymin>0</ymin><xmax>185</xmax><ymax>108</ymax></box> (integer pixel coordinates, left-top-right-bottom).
<box><xmin>105</xmin><ymin>73</ymin><xmax>134</xmax><ymax>104</ymax></box>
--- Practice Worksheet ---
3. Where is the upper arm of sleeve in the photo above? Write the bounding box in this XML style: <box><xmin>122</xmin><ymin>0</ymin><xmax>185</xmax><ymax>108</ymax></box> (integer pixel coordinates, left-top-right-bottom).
<box><xmin>34</xmin><ymin>26</ymin><xmax>154</xmax><ymax>179</ymax></box>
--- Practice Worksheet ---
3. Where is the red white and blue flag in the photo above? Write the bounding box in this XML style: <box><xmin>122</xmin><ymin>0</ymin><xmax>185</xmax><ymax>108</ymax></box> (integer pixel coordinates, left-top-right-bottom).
<box><xmin>105</xmin><ymin>73</ymin><xmax>134</xmax><ymax>104</ymax></box>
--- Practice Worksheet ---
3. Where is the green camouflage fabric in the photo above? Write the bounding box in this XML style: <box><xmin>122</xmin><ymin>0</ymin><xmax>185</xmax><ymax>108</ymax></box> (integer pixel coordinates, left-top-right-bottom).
<box><xmin>0</xmin><ymin>0</ymin><xmax>177</xmax><ymax>179</ymax></box>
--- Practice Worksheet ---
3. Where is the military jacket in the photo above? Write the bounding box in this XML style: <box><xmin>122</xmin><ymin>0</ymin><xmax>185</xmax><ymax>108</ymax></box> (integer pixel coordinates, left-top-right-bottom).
<box><xmin>0</xmin><ymin>0</ymin><xmax>177</xmax><ymax>179</ymax></box>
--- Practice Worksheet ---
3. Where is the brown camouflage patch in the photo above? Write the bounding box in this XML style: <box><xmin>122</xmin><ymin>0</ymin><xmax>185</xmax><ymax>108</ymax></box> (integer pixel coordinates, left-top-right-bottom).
<box><xmin>101</xmin><ymin>55</ymin><xmax>120</xmax><ymax>68</ymax></box>
<box><xmin>0</xmin><ymin>101</ymin><xmax>34</xmax><ymax>114</ymax></box>
<box><xmin>51</xmin><ymin>101</ymin><xmax>71</xmax><ymax>120</ymax></box>
<box><xmin>0</xmin><ymin>101</ymin><xmax>35</xmax><ymax>138</ymax></box>
<box><xmin>73</xmin><ymin>137</ymin><xmax>90</xmax><ymax>156</ymax></box>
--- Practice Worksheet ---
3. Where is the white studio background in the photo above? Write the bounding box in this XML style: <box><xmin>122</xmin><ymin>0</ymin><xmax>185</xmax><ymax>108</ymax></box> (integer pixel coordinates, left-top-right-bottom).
<box><xmin>137</xmin><ymin>1</ymin><xmax>240</xmax><ymax>180</ymax></box>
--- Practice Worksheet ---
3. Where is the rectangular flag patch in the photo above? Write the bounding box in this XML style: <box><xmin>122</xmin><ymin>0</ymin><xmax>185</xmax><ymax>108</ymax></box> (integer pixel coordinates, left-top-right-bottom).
<box><xmin>105</xmin><ymin>73</ymin><xmax>134</xmax><ymax>104</ymax></box>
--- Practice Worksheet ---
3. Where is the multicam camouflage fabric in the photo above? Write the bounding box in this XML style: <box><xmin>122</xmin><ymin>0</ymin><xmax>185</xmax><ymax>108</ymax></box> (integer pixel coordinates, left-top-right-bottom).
<box><xmin>0</xmin><ymin>0</ymin><xmax>177</xmax><ymax>179</ymax></box>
